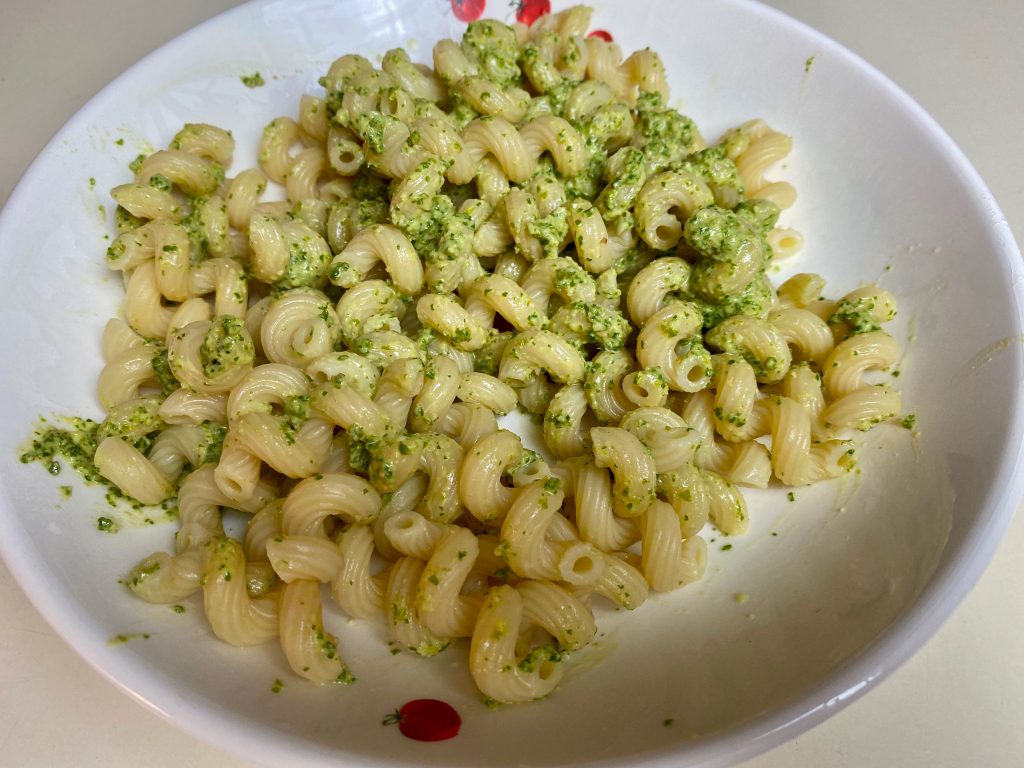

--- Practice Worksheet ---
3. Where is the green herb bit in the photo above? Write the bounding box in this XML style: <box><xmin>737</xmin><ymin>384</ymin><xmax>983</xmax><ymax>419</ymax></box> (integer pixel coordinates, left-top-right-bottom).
<box><xmin>108</xmin><ymin>632</ymin><xmax>150</xmax><ymax>646</ymax></box>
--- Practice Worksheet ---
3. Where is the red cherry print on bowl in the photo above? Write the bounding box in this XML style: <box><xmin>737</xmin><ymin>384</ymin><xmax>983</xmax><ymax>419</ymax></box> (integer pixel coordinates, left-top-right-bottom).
<box><xmin>451</xmin><ymin>0</ymin><xmax>486</xmax><ymax>22</ymax></box>
<box><xmin>382</xmin><ymin>699</ymin><xmax>462</xmax><ymax>742</ymax></box>
<box><xmin>513</xmin><ymin>0</ymin><xmax>551</xmax><ymax>26</ymax></box>
<box><xmin>588</xmin><ymin>29</ymin><xmax>613</xmax><ymax>41</ymax></box>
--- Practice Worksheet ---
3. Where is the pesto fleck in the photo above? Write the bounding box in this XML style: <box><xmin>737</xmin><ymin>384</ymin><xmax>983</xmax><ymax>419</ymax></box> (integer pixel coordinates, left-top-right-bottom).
<box><xmin>128</xmin><ymin>154</ymin><xmax>147</xmax><ymax>174</ymax></box>
<box><xmin>200</xmin><ymin>316</ymin><xmax>255</xmax><ymax>378</ymax></box>
<box><xmin>20</xmin><ymin>417</ymin><xmax>103</xmax><ymax>484</ymax></box>
<box><xmin>108</xmin><ymin>632</ymin><xmax>150</xmax><ymax>646</ymax></box>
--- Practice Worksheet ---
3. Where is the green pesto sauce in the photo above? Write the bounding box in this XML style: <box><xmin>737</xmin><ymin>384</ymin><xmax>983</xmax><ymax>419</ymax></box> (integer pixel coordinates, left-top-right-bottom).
<box><xmin>517</xmin><ymin>644</ymin><xmax>561</xmax><ymax>673</ymax></box>
<box><xmin>348</xmin><ymin>436</ymin><xmax>371</xmax><ymax>472</ymax></box>
<box><xmin>693</xmin><ymin>275</ymin><xmax>774</xmax><ymax>330</ymax></box>
<box><xmin>97</xmin><ymin>402</ymin><xmax>163</xmax><ymax>451</ymax></box>
<box><xmin>198</xmin><ymin>422</ymin><xmax>228</xmax><ymax>466</ymax></box>
<box><xmin>20</xmin><ymin>416</ymin><xmax>103</xmax><ymax>483</ymax></box>
<box><xmin>276</xmin><ymin>238</ymin><xmax>331</xmax><ymax>290</ymax></box>
<box><xmin>350</xmin><ymin>167</ymin><xmax>389</xmax><ymax>202</ymax></box>
<box><xmin>546</xmin><ymin>411</ymin><xmax>572</xmax><ymax>429</ymax></box>
<box><xmin>200</xmin><ymin>316</ymin><xmax>255</xmax><ymax>378</ymax></box>
<box><xmin>635</xmin><ymin>91</ymin><xmax>701</xmax><ymax>168</ymax></box>
<box><xmin>241</xmin><ymin>72</ymin><xmax>265</xmax><ymax>88</ymax></box>
<box><xmin>474</xmin><ymin>332</ymin><xmax>512</xmax><ymax>376</ymax></box>
<box><xmin>678</xmin><ymin>207</ymin><xmax>773</xmax><ymax>326</ymax></box>
<box><xmin>435</xmin><ymin>211</ymin><xmax>474</xmax><ymax>264</ymax></box>
<box><xmin>114</xmin><ymin>205</ymin><xmax>144</xmax><ymax>235</ymax></box>
<box><xmin>829</xmin><ymin>295</ymin><xmax>892</xmax><ymax>337</ymax></box>
<box><xmin>679</xmin><ymin>146</ymin><xmax>745</xmax><ymax>203</ymax></box>
<box><xmin>462</xmin><ymin>20</ymin><xmax>520</xmax><ymax>87</ymax></box>
<box><xmin>597</xmin><ymin>146</ymin><xmax>645</xmax><ymax>225</ymax></box>
<box><xmin>684</xmin><ymin>205</ymin><xmax>757</xmax><ymax>265</ymax></box>
<box><xmin>20</xmin><ymin>415</ymin><xmax>192</xmax><ymax>524</ymax></box>
<box><xmin>583</xmin><ymin>303</ymin><xmax>629</xmax><ymax>351</ymax></box>
<box><xmin>351</xmin><ymin>111</ymin><xmax>392</xmax><ymax>155</ymax></box>
<box><xmin>280</xmin><ymin>395</ymin><xmax>311</xmax><ymax>441</ymax></box>
<box><xmin>128</xmin><ymin>153</ymin><xmax>147</xmax><ymax>174</ymax></box>
<box><xmin>284</xmin><ymin>395</ymin><xmax>311</xmax><ymax>422</ymax></box>
<box><xmin>108</xmin><ymin>632</ymin><xmax>150</xmax><ymax>646</ymax></box>
<box><xmin>271</xmin><ymin>678</ymin><xmax>284</xmax><ymax>693</ymax></box>
<box><xmin>148</xmin><ymin>173</ymin><xmax>171</xmax><ymax>192</ymax></box>
<box><xmin>527</xmin><ymin>208</ymin><xmax>569</xmax><ymax>259</ymax></box>
<box><xmin>733</xmin><ymin>198</ymin><xmax>780</xmax><ymax>237</ymax></box>
<box><xmin>805</xmin><ymin>55</ymin><xmax>815</xmax><ymax>73</ymax></box>
<box><xmin>151</xmin><ymin>350</ymin><xmax>180</xmax><ymax>397</ymax></box>
<box><xmin>180</xmin><ymin>196</ymin><xmax>212</xmax><ymax>260</ymax></box>
<box><xmin>396</xmin><ymin>193</ymin><xmax>457</xmax><ymax>260</ymax></box>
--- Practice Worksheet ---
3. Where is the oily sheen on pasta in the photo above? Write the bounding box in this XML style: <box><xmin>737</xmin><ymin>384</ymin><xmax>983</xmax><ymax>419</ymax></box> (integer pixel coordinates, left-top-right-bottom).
<box><xmin>84</xmin><ymin>5</ymin><xmax>904</xmax><ymax>703</ymax></box>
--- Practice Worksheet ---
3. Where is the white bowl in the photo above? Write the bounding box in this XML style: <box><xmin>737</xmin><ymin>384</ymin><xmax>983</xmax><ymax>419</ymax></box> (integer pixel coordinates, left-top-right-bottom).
<box><xmin>1</xmin><ymin>0</ymin><xmax>1022</xmax><ymax>766</ymax></box>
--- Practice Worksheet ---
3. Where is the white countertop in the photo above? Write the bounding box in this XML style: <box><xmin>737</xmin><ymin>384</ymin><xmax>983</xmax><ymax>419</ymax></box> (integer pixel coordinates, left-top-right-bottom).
<box><xmin>2</xmin><ymin>1</ymin><xmax>1022</xmax><ymax>766</ymax></box>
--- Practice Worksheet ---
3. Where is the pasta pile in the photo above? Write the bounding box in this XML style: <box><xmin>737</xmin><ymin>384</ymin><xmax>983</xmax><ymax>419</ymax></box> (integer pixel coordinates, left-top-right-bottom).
<box><xmin>90</xmin><ymin>5</ymin><xmax>902</xmax><ymax>703</ymax></box>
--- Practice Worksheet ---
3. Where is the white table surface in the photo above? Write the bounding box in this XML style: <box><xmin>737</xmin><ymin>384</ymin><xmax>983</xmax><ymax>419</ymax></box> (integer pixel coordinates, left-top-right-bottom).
<box><xmin>2</xmin><ymin>1</ymin><xmax>1023</xmax><ymax>766</ymax></box>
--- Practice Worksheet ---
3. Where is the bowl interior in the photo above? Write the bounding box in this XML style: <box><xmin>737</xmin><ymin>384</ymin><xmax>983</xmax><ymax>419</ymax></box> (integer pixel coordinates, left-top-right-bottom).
<box><xmin>0</xmin><ymin>0</ymin><xmax>1021</xmax><ymax>766</ymax></box>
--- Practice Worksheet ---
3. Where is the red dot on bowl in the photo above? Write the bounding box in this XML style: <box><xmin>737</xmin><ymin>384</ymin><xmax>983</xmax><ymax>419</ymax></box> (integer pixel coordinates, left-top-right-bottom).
<box><xmin>515</xmin><ymin>0</ymin><xmax>551</xmax><ymax>26</ymax></box>
<box><xmin>451</xmin><ymin>0</ymin><xmax>486</xmax><ymax>22</ymax></box>
<box><xmin>388</xmin><ymin>699</ymin><xmax>462</xmax><ymax>742</ymax></box>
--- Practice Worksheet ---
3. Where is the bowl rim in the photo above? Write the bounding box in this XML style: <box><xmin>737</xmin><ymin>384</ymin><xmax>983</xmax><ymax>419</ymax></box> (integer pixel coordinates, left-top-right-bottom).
<box><xmin>1</xmin><ymin>0</ymin><xmax>1023</xmax><ymax>766</ymax></box>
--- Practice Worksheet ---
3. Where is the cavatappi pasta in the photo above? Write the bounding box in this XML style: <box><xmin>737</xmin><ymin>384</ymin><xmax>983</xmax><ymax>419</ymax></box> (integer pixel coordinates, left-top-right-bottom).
<box><xmin>41</xmin><ymin>5</ymin><xmax>906</xmax><ymax>704</ymax></box>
